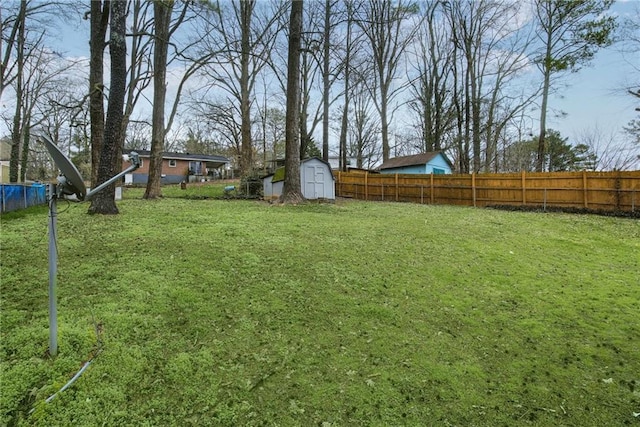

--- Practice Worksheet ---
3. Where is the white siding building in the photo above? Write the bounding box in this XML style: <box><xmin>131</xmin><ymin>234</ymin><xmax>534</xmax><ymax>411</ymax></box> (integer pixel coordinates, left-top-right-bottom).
<box><xmin>263</xmin><ymin>157</ymin><xmax>335</xmax><ymax>201</ymax></box>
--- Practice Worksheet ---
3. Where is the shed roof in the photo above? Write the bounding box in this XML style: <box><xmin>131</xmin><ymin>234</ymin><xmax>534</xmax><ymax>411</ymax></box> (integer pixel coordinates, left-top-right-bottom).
<box><xmin>270</xmin><ymin>157</ymin><xmax>335</xmax><ymax>183</ymax></box>
<box><xmin>378</xmin><ymin>151</ymin><xmax>452</xmax><ymax>170</ymax></box>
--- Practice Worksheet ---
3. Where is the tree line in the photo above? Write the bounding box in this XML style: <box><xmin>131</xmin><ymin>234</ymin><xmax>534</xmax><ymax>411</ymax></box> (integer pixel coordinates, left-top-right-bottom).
<box><xmin>1</xmin><ymin>0</ymin><xmax>639</xmax><ymax>212</ymax></box>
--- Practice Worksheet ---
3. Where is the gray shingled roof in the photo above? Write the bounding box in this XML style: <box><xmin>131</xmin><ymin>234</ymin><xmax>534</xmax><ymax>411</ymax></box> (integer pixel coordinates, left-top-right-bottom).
<box><xmin>379</xmin><ymin>152</ymin><xmax>449</xmax><ymax>170</ymax></box>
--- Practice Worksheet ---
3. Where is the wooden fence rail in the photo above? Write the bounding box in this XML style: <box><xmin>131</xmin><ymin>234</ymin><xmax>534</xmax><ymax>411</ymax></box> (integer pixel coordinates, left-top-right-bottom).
<box><xmin>335</xmin><ymin>170</ymin><xmax>640</xmax><ymax>213</ymax></box>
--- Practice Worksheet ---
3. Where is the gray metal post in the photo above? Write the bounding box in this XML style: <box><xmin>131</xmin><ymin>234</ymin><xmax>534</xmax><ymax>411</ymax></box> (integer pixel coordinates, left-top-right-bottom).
<box><xmin>48</xmin><ymin>184</ymin><xmax>58</xmax><ymax>357</ymax></box>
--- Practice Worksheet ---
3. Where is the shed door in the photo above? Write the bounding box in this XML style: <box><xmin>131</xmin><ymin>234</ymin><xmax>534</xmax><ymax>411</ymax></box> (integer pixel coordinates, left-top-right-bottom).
<box><xmin>304</xmin><ymin>165</ymin><xmax>325</xmax><ymax>199</ymax></box>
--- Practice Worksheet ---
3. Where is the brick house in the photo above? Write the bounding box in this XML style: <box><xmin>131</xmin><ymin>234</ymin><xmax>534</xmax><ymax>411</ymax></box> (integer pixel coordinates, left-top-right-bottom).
<box><xmin>122</xmin><ymin>150</ymin><xmax>230</xmax><ymax>185</ymax></box>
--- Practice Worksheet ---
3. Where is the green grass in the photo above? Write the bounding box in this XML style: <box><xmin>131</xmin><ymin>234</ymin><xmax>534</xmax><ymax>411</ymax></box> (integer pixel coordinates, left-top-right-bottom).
<box><xmin>1</xmin><ymin>193</ymin><xmax>639</xmax><ymax>426</ymax></box>
<box><xmin>122</xmin><ymin>181</ymin><xmax>229</xmax><ymax>199</ymax></box>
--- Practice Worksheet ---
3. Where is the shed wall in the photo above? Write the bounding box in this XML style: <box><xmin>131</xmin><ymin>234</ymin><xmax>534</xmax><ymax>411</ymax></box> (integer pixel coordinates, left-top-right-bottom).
<box><xmin>263</xmin><ymin>175</ymin><xmax>275</xmax><ymax>199</ymax></box>
<box><xmin>380</xmin><ymin>164</ymin><xmax>426</xmax><ymax>174</ymax></box>
<box><xmin>262</xmin><ymin>158</ymin><xmax>335</xmax><ymax>200</ymax></box>
<box><xmin>426</xmin><ymin>154</ymin><xmax>452</xmax><ymax>174</ymax></box>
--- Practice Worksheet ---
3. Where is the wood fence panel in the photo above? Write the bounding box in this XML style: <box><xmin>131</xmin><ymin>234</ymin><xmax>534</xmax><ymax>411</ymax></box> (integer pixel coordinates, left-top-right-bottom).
<box><xmin>335</xmin><ymin>170</ymin><xmax>640</xmax><ymax>212</ymax></box>
<box><xmin>475</xmin><ymin>173</ymin><xmax>523</xmax><ymax>207</ymax></box>
<box><xmin>432</xmin><ymin>174</ymin><xmax>472</xmax><ymax>206</ymax></box>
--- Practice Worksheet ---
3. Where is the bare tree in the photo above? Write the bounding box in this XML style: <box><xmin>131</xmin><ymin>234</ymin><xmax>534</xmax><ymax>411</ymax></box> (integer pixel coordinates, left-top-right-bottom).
<box><xmin>89</xmin><ymin>0</ymin><xmax>110</xmax><ymax>186</ymax></box>
<box><xmin>17</xmin><ymin>50</ymin><xmax>80</xmax><ymax>182</ymax></box>
<box><xmin>8</xmin><ymin>0</ymin><xmax>27</xmax><ymax>182</ymax></box>
<box><xmin>190</xmin><ymin>99</ymin><xmax>242</xmax><ymax>165</ymax></box>
<box><xmin>124</xmin><ymin>118</ymin><xmax>150</xmax><ymax>150</ymax></box>
<box><xmin>338</xmin><ymin>0</ymin><xmax>361</xmax><ymax>171</ymax></box>
<box><xmin>199</xmin><ymin>0</ymin><xmax>283</xmax><ymax>177</ymax></box>
<box><xmin>299</xmin><ymin>21</ymin><xmax>322</xmax><ymax>160</ymax></box>
<box><xmin>122</xmin><ymin>0</ymin><xmax>153</xmax><ymax>138</ymax></box>
<box><xmin>349</xmin><ymin>72</ymin><xmax>381</xmax><ymax>169</ymax></box>
<box><xmin>88</xmin><ymin>0</ymin><xmax>127</xmax><ymax>215</ymax></box>
<box><xmin>576</xmin><ymin>124</ymin><xmax>639</xmax><ymax>171</ymax></box>
<box><xmin>143</xmin><ymin>0</ymin><xmax>172</xmax><ymax>200</ymax></box>
<box><xmin>281</xmin><ymin>0</ymin><xmax>304</xmax><ymax>203</ymax></box>
<box><xmin>617</xmin><ymin>2</ymin><xmax>640</xmax><ymax>95</ymax></box>
<box><xmin>447</xmin><ymin>0</ymin><xmax>511</xmax><ymax>172</ymax></box>
<box><xmin>321</xmin><ymin>0</ymin><xmax>332</xmax><ymax>161</ymax></box>
<box><xmin>307</xmin><ymin>0</ymin><xmax>343</xmax><ymax>162</ymax></box>
<box><xmin>0</xmin><ymin>0</ymin><xmax>50</xmax><ymax>98</ymax></box>
<box><xmin>130</xmin><ymin>1</ymin><xmax>221</xmax><ymax>196</ymax></box>
<box><xmin>354</xmin><ymin>0</ymin><xmax>417</xmax><ymax>162</ymax></box>
<box><xmin>408</xmin><ymin>1</ymin><xmax>455</xmax><ymax>154</ymax></box>
<box><xmin>2</xmin><ymin>1</ymin><xmax>79</xmax><ymax>182</ymax></box>
<box><xmin>254</xmin><ymin>103</ymin><xmax>285</xmax><ymax>171</ymax></box>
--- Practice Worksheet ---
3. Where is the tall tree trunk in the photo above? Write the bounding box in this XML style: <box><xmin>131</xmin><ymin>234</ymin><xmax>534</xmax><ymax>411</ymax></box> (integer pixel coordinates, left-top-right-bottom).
<box><xmin>339</xmin><ymin>8</ymin><xmax>351</xmax><ymax>172</ymax></box>
<box><xmin>89</xmin><ymin>0</ymin><xmax>110</xmax><ymax>187</ymax></box>
<box><xmin>88</xmin><ymin>0</ymin><xmax>127</xmax><ymax>215</ymax></box>
<box><xmin>239</xmin><ymin>0</ymin><xmax>255</xmax><ymax>177</ymax></box>
<box><xmin>536</xmin><ymin>54</ymin><xmax>552</xmax><ymax>172</ymax></box>
<box><xmin>9</xmin><ymin>0</ymin><xmax>25</xmax><ymax>183</ymax></box>
<box><xmin>281</xmin><ymin>0</ymin><xmax>304</xmax><ymax>203</ymax></box>
<box><xmin>19</xmin><ymin>112</ymin><xmax>30</xmax><ymax>182</ymax></box>
<box><xmin>299</xmin><ymin>81</ymin><xmax>309</xmax><ymax>160</ymax></box>
<box><xmin>322</xmin><ymin>0</ymin><xmax>330</xmax><ymax>162</ymax></box>
<box><xmin>380</xmin><ymin>88</ymin><xmax>390</xmax><ymax>161</ymax></box>
<box><xmin>144</xmin><ymin>0</ymin><xmax>172</xmax><ymax>200</ymax></box>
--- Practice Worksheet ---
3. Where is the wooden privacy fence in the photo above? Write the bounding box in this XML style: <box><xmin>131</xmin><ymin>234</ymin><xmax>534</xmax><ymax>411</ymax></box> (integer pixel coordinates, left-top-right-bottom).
<box><xmin>335</xmin><ymin>170</ymin><xmax>640</xmax><ymax>212</ymax></box>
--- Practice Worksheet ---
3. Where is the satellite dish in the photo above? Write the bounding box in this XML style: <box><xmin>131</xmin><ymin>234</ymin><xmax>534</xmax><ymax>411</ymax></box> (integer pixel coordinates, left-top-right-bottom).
<box><xmin>41</xmin><ymin>135</ymin><xmax>87</xmax><ymax>201</ymax></box>
<box><xmin>39</xmin><ymin>134</ymin><xmax>141</xmax><ymax>357</ymax></box>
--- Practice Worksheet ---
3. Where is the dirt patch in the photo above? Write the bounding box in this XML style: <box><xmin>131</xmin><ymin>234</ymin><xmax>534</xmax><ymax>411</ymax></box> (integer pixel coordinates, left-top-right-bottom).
<box><xmin>486</xmin><ymin>204</ymin><xmax>640</xmax><ymax>219</ymax></box>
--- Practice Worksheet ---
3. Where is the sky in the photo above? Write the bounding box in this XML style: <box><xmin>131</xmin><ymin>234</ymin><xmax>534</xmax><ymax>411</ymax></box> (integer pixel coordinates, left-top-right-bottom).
<box><xmin>545</xmin><ymin>0</ymin><xmax>639</xmax><ymax>144</ymax></box>
<box><xmin>3</xmin><ymin>0</ymin><xmax>639</xmax><ymax>158</ymax></box>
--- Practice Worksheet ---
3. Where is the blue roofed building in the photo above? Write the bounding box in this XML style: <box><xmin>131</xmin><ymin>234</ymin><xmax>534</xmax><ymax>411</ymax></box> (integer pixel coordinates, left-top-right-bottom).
<box><xmin>378</xmin><ymin>152</ymin><xmax>453</xmax><ymax>175</ymax></box>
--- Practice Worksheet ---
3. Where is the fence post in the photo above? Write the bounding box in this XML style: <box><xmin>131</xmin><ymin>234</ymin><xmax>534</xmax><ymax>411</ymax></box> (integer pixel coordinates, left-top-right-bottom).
<box><xmin>395</xmin><ymin>174</ymin><xmax>399</xmax><ymax>202</ymax></box>
<box><xmin>421</xmin><ymin>185</ymin><xmax>424</xmax><ymax>204</ymax></box>
<box><xmin>364</xmin><ymin>172</ymin><xmax>368</xmax><ymax>201</ymax></box>
<box><xmin>430</xmin><ymin>173</ymin><xmax>434</xmax><ymax>204</ymax></box>
<box><xmin>582</xmin><ymin>170</ymin><xmax>588</xmax><ymax>208</ymax></box>
<box><xmin>521</xmin><ymin>170</ymin><xmax>526</xmax><ymax>205</ymax></box>
<box><xmin>472</xmin><ymin>173</ymin><xmax>477</xmax><ymax>207</ymax></box>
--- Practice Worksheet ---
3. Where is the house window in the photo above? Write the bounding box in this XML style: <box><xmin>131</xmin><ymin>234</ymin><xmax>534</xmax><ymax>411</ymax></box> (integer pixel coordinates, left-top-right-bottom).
<box><xmin>189</xmin><ymin>161</ymin><xmax>202</xmax><ymax>175</ymax></box>
<box><xmin>168</xmin><ymin>159</ymin><xmax>177</xmax><ymax>167</ymax></box>
<box><xmin>433</xmin><ymin>167</ymin><xmax>446</xmax><ymax>174</ymax></box>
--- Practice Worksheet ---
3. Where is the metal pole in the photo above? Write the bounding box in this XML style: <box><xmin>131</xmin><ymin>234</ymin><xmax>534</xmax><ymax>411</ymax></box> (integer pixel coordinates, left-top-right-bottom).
<box><xmin>84</xmin><ymin>160</ymin><xmax>140</xmax><ymax>201</ymax></box>
<box><xmin>48</xmin><ymin>184</ymin><xmax>58</xmax><ymax>357</ymax></box>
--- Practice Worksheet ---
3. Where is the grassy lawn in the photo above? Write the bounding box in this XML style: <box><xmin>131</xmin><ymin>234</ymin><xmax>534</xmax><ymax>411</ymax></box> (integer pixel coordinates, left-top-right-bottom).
<box><xmin>1</xmin><ymin>189</ymin><xmax>639</xmax><ymax>426</ymax></box>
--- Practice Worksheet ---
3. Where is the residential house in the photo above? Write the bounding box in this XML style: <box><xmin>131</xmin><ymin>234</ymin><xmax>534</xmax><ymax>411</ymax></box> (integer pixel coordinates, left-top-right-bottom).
<box><xmin>1</xmin><ymin>139</ymin><xmax>12</xmax><ymax>183</ymax></box>
<box><xmin>122</xmin><ymin>150</ymin><xmax>229</xmax><ymax>185</ymax></box>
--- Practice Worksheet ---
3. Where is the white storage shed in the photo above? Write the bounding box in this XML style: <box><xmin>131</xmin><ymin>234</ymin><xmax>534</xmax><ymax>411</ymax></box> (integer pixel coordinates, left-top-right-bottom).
<box><xmin>263</xmin><ymin>157</ymin><xmax>335</xmax><ymax>201</ymax></box>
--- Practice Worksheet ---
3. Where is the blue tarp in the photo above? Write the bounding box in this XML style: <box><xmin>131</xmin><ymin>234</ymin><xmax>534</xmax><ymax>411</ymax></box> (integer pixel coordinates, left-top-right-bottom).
<box><xmin>1</xmin><ymin>184</ymin><xmax>47</xmax><ymax>213</ymax></box>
